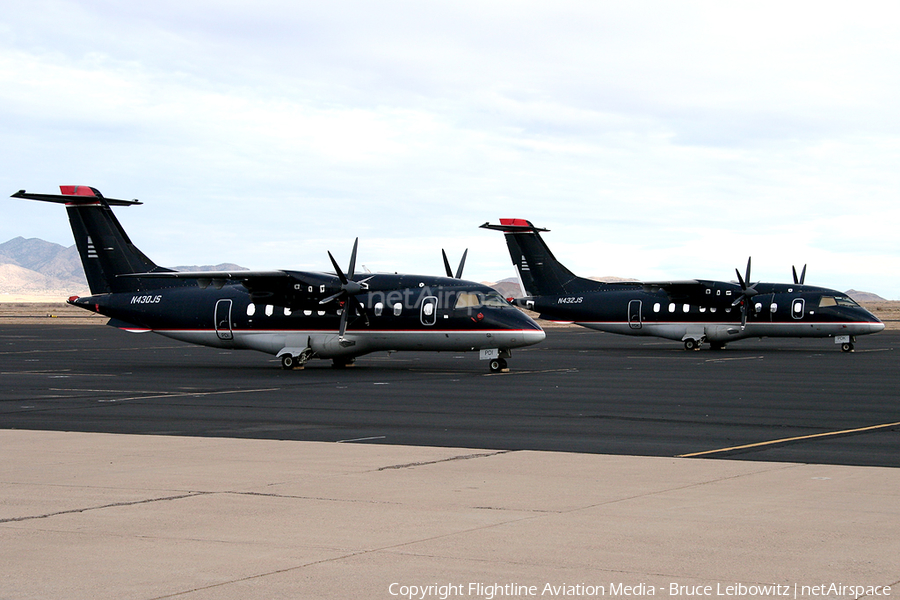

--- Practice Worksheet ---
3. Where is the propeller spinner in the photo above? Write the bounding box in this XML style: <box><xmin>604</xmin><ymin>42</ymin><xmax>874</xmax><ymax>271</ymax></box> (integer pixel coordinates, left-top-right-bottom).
<box><xmin>731</xmin><ymin>257</ymin><xmax>759</xmax><ymax>330</ymax></box>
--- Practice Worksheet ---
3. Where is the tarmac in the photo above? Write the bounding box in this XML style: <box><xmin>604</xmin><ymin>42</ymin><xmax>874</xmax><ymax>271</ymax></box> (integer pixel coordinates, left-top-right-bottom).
<box><xmin>2</xmin><ymin>429</ymin><xmax>899</xmax><ymax>600</ymax></box>
<box><xmin>1</xmin><ymin>324</ymin><xmax>899</xmax><ymax>599</ymax></box>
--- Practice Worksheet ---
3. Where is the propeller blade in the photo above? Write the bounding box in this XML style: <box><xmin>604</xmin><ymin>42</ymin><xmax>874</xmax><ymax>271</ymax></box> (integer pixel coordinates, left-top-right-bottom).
<box><xmin>744</xmin><ymin>257</ymin><xmax>752</xmax><ymax>289</ymax></box>
<box><xmin>319</xmin><ymin>291</ymin><xmax>343</xmax><ymax>305</ymax></box>
<box><xmin>442</xmin><ymin>249</ymin><xmax>453</xmax><ymax>278</ymax></box>
<box><xmin>455</xmin><ymin>249</ymin><xmax>468</xmax><ymax>279</ymax></box>
<box><xmin>347</xmin><ymin>238</ymin><xmax>358</xmax><ymax>280</ymax></box>
<box><xmin>735</xmin><ymin>268</ymin><xmax>746</xmax><ymax>290</ymax></box>
<box><xmin>352</xmin><ymin>296</ymin><xmax>370</xmax><ymax>327</ymax></box>
<box><xmin>337</xmin><ymin>306</ymin><xmax>349</xmax><ymax>339</ymax></box>
<box><xmin>797</xmin><ymin>264</ymin><xmax>806</xmax><ymax>285</ymax></box>
<box><xmin>327</xmin><ymin>251</ymin><xmax>348</xmax><ymax>285</ymax></box>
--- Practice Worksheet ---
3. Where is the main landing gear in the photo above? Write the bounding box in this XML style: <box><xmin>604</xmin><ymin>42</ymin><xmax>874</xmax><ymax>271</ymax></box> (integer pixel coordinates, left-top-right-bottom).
<box><xmin>280</xmin><ymin>348</ymin><xmax>314</xmax><ymax>370</ymax></box>
<box><xmin>281</xmin><ymin>354</ymin><xmax>357</xmax><ymax>370</ymax></box>
<box><xmin>683</xmin><ymin>339</ymin><xmax>726</xmax><ymax>351</ymax></box>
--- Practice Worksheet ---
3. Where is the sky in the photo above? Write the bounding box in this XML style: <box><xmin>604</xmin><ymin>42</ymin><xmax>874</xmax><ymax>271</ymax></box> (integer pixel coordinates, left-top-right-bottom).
<box><xmin>3</xmin><ymin>1</ymin><xmax>899</xmax><ymax>298</ymax></box>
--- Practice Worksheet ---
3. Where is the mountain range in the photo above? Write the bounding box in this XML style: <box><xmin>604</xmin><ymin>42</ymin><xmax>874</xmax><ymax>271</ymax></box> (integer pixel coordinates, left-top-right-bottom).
<box><xmin>0</xmin><ymin>237</ymin><xmax>246</xmax><ymax>299</ymax></box>
<box><xmin>0</xmin><ymin>236</ymin><xmax>887</xmax><ymax>303</ymax></box>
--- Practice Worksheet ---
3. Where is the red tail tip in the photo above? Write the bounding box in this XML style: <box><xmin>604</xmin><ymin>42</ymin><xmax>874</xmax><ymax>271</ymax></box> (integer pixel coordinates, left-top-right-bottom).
<box><xmin>499</xmin><ymin>218</ymin><xmax>531</xmax><ymax>227</ymax></box>
<box><xmin>60</xmin><ymin>185</ymin><xmax>100</xmax><ymax>197</ymax></box>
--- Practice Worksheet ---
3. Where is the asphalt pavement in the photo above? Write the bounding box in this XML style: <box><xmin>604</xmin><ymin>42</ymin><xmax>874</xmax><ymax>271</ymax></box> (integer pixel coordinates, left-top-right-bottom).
<box><xmin>2</xmin><ymin>325</ymin><xmax>897</xmax><ymax>467</ymax></box>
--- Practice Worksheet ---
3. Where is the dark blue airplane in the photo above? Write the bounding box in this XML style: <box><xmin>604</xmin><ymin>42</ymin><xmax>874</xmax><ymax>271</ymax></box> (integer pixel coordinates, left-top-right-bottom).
<box><xmin>483</xmin><ymin>218</ymin><xmax>883</xmax><ymax>352</ymax></box>
<box><xmin>12</xmin><ymin>186</ymin><xmax>544</xmax><ymax>371</ymax></box>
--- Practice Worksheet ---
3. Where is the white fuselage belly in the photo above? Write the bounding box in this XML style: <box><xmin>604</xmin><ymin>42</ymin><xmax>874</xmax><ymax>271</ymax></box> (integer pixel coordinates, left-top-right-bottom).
<box><xmin>575</xmin><ymin>321</ymin><xmax>884</xmax><ymax>342</ymax></box>
<box><xmin>152</xmin><ymin>328</ymin><xmax>546</xmax><ymax>357</ymax></box>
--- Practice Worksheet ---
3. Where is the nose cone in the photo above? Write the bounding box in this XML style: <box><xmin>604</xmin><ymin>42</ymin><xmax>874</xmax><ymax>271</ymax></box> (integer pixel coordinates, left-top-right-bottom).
<box><xmin>518</xmin><ymin>311</ymin><xmax>546</xmax><ymax>345</ymax></box>
<box><xmin>484</xmin><ymin>306</ymin><xmax>546</xmax><ymax>346</ymax></box>
<box><xmin>851</xmin><ymin>307</ymin><xmax>885</xmax><ymax>334</ymax></box>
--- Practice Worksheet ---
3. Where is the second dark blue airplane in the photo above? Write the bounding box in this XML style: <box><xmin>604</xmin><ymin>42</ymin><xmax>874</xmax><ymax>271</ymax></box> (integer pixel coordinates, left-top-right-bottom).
<box><xmin>482</xmin><ymin>218</ymin><xmax>883</xmax><ymax>352</ymax></box>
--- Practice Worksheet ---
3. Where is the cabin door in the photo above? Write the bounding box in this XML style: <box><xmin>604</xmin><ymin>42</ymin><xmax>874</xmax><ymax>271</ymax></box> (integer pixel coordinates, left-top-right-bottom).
<box><xmin>215</xmin><ymin>299</ymin><xmax>234</xmax><ymax>340</ymax></box>
<box><xmin>420</xmin><ymin>296</ymin><xmax>438</xmax><ymax>326</ymax></box>
<box><xmin>628</xmin><ymin>299</ymin><xmax>642</xmax><ymax>329</ymax></box>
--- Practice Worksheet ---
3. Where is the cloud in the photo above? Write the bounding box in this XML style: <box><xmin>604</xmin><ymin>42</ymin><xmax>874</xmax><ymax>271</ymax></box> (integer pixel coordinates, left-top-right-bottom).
<box><xmin>3</xmin><ymin>1</ymin><xmax>899</xmax><ymax>298</ymax></box>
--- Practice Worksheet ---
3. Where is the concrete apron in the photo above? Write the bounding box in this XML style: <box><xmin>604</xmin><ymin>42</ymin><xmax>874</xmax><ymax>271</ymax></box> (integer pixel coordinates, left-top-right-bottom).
<box><xmin>1</xmin><ymin>430</ymin><xmax>898</xmax><ymax>600</ymax></box>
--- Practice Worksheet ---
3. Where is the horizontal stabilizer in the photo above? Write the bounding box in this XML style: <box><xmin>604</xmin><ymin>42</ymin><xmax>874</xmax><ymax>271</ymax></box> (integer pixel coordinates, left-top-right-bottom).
<box><xmin>12</xmin><ymin>187</ymin><xmax>142</xmax><ymax>207</ymax></box>
<box><xmin>479</xmin><ymin>219</ymin><xmax>549</xmax><ymax>233</ymax></box>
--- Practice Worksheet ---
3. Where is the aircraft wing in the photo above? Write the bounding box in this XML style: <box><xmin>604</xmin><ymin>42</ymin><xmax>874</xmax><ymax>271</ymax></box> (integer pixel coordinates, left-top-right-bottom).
<box><xmin>644</xmin><ymin>279</ymin><xmax>742</xmax><ymax>304</ymax></box>
<box><xmin>600</xmin><ymin>278</ymin><xmax>741</xmax><ymax>304</ymax></box>
<box><xmin>121</xmin><ymin>269</ymin><xmax>346</xmax><ymax>308</ymax></box>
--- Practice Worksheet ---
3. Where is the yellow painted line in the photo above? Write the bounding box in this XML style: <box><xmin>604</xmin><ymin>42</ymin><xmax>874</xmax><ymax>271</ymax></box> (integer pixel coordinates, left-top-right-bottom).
<box><xmin>678</xmin><ymin>420</ymin><xmax>900</xmax><ymax>458</ymax></box>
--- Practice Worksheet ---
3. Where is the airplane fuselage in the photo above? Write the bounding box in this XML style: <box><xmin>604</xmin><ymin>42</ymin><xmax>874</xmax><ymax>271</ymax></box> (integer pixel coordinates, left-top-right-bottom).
<box><xmin>73</xmin><ymin>274</ymin><xmax>545</xmax><ymax>361</ymax></box>
<box><xmin>522</xmin><ymin>281</ymin><xmax>883</xmax><ymax>346</ymax></box>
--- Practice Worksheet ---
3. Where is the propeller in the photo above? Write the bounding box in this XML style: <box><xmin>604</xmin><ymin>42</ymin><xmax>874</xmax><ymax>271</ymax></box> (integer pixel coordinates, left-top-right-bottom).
<box><xmin>442</xmin><ymin>249</ymin><xmax>468</xmax><ymax>279</ymax></box>
<box><xmin>319</xmin><ymin>238</ymin><xmax>372</xmax><ymax>340</ymax></box>
<box><xmin>792</xmin><ymin>264</ymin><xmax>807</xmax><ymax>285</ymax></box>
<box><xmin>731</xmin><ymin>257</ymin><xmax>759</xmax><ymax>330</ymax></box>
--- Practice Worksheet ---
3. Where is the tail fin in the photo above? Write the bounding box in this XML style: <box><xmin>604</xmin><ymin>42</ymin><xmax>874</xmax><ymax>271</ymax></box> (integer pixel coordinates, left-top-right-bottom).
<box><xmin>480</xmin><ymin>219</ymin><xmax>597</xmax><ymax>296</ymax></box>
<box><xmin>12</xmin><ymin>186</ymin><xmax>168</xmax><ymax>294</ymax></box>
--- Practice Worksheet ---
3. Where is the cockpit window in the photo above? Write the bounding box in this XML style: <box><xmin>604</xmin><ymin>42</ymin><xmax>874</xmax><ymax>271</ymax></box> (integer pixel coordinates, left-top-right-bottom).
<box><xmin>454</xmin><ymin>291</ymin><xmax>508</xmax><ymax>309</ymax></box>
<box><xmin>835</xmin><ymin>296</ymin><xmax>860</xmax><ymax>307</ymax></box>
<box><xmin>819</xmin><ymin>295</ymin><xmax>860</xmax><ymax>308</ymax></box>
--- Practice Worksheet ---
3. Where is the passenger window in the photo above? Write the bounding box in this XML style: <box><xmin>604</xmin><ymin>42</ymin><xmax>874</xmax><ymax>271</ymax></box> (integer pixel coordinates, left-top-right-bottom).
<box><xmin>668</xmin><ymin>303</ymin><xmax>676</xmax><ymax>313</ymax></box>
<box><xmin>682</xmin><ymin>304</ymin><xmax>690</xmax><ymax>313</ymax></box>
<box><xmin>284</xmin><ymin>308</ymin><xmax>291</xmax><ymax>316</ymax></box>
<box><xmin>374</xmin><ymin>302</ymin><xmax>383</xmax><ymax>317</ymax></box>
<box><xmin>653</xmin><ymin>303</ymin><xmax>660</xmax><ymax>313</ymax></box>
<box><xmin>770</xmin><ymin>303</ymin><xmax>778</xmax><ymax>313</ymax></box>
<box><xmin>393</xmin><ymin>303</ymin><xmax>402</xmax><ymax>316</ymax></box>
<box><xmin>247</xmin><ymin>303</ymin><xmax>256</xmax><ymax>317</ymax></box>
<box><xmin>265</xmin><ymin>305</ymin><xmax>274</xmax><ymax>317</ymax></box>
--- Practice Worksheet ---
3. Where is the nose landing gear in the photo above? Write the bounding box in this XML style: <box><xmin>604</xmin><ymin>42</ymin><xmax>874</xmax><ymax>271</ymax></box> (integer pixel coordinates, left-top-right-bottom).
<box><xmin>489</xmin><ymin>358</ymin><xmax>509</xmax><ymax>373</ymax></box>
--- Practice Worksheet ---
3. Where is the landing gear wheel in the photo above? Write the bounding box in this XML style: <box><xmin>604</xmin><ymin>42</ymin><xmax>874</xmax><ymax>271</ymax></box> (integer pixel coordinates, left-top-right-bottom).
<box><xmin>683</xmin><ymin>339</ymin><xmax>700</xmax><ymax>351</ymax></box>
<box><xmin>841</xmin><ymin>342</ymin><xmax>854</xmax><ymax>353</ymax></box>
<box><xmin>489</xmin><ymin>358</ymin><xmax>508</xmax><ymax>373</ymax></box>
<box><xmin>281</xmin><ymin>354</ymin><xmax>303</xmax><ymax>370</ymax></box>
<box><xmin>709</xmin><ymin>342</ymin><xmax>726</xmax><ymax>351</ymax></box>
